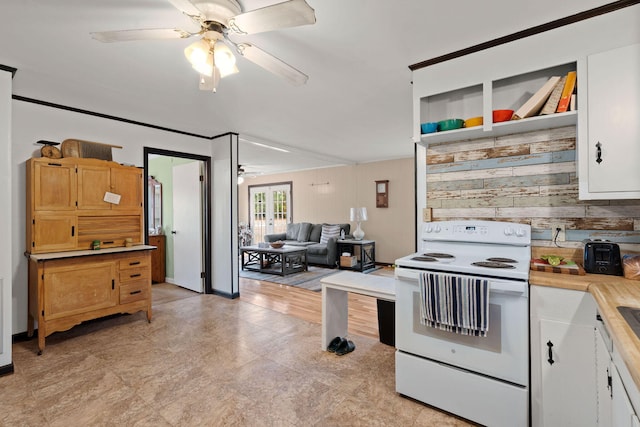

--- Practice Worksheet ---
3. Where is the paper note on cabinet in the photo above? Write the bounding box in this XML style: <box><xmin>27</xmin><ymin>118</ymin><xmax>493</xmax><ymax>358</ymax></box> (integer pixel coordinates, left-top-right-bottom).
<box><xmin>104</xmin><ymin>192</ymin><xmax>121</xmax><ymax>204</ymax></box>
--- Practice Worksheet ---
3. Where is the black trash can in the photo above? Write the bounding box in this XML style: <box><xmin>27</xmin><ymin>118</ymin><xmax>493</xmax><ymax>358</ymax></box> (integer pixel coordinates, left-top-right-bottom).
<box><xmin>376</xmin><ymin>299</ymin><xmax>395</xmax><ymax>346</ymax></box>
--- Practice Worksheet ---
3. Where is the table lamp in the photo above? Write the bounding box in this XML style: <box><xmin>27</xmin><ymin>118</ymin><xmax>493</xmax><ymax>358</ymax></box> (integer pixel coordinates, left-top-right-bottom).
<box><xmin>350</xmin><ymin>207</ymin><xmax>368</xmax><ymax>240</ymax></box>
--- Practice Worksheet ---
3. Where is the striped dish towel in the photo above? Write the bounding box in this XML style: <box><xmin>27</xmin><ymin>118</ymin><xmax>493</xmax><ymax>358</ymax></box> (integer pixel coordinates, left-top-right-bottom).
<box><xmin>419</xmin><ymin>272</ymin><xmax>490</xmax><ymax>337</ymax></box>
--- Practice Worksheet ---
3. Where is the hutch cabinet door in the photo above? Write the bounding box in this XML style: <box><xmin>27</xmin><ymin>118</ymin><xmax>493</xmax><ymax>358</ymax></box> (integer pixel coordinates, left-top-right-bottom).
<box><xmin>32</xmin><ymin>160</ymin><xmax>77</xmax><ymax>211</ymax></box>
<box><xmin>111</xmin><ymin>167</ymin><xmax>143</xmax><ymax>210</ymax></box>
<box><xmin>31</xmin><ymin>213</ymin><xmax>77</xmax><ymax>253</ymax></box>
<box><xmin>77</xmin><ymin>164</ymin><xmax>111</xmax><ymax>210</ymax></box>
<box><xmin>44</xmin><ymin>260</ymin><xmax>117</xmax><ymax>320</ymax></box>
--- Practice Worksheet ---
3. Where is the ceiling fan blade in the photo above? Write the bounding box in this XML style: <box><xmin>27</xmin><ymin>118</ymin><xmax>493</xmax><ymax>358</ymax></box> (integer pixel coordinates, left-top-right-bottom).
<box><xmin>236</xmin><ymin>43</ymin><xmax>308</xmax><ymax>86</ymax></box>
<box><xmin>166</xmin><ymin>0</ymin><xmax>205</xmax><ymax>19</ymax></box>
<box><xmin>228</xmin><ymin>0</ymin><xmax>316</xmax><ymax>35</ymax></box>
<box><xmin>91</xmin><ymin>28</ymin><xmax>191</xmax><ymax>43</ymax></box>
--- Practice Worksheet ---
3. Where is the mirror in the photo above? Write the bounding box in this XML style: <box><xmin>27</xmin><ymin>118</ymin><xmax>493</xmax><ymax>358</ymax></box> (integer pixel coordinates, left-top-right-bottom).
<box><xmin>148</xmin><ymin>176</ymin><xmax>162</xmax><ymax>234</ymax></box>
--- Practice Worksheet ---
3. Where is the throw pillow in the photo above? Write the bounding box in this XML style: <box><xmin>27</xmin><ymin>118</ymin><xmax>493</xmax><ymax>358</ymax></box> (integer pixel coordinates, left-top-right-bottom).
<box><xmin>297</xmin><ymin>222</ymin><xmax>312</xmax><ymax>242</ymax></box>
<box><xmin>309</xmin><ymin>224</ymin><xmax>323</xmax><ymax>242</ymax></box>
<box><xmin>286</xmin><ymin>223</ymin><xmax>300</xmax><ymax>240</ymax></box>
<box><xmin>320</xmin><ymin>224</ymin><xmax>341</xmax><ymax>244</ymax></box>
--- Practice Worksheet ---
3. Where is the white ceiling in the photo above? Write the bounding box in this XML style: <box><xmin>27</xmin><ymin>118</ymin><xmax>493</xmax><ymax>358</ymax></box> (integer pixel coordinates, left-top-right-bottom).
<box><xmin>0</xmin><ymin>0</ymin><xmax>614</xmax><ymax>175</ymax></box>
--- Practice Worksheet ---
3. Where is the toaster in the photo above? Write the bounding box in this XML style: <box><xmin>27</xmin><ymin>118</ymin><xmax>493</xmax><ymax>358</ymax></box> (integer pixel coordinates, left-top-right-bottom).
<box><xmin>583</xmin><ymin>240</ymin><xmax>623</xmax><ymax>276</ymax></box>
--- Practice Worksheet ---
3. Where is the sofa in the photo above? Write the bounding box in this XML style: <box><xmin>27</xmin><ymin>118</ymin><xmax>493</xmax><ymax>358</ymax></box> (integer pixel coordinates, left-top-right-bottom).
<box><xmin>263</xmin><ymin>222</ymin><xmax>351</xmax><ymax>268</ymax></box>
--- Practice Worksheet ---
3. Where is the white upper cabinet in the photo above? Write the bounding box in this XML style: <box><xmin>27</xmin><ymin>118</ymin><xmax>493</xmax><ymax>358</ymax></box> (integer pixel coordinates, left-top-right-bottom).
<box><xmin>579</xmin><ymin>43</ymin><xmax>640</xmax><ymax>199</ymax></box>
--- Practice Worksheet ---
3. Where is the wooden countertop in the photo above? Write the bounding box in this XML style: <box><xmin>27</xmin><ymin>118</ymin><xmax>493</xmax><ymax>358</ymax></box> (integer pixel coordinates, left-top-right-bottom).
<box><xmin>530</xmin><ymin>269</ymin><xmax>640</xmax><ymax>391</ymax></box>
<box><xmin>26</xmin><ymin>245</ymin><xmax>156</xmax><ymax>261</ymax></box>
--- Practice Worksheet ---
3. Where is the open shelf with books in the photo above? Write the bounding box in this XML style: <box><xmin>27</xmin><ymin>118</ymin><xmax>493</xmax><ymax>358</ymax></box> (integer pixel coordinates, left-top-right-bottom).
<box><xmin>417</xmin><ymin>62</ymin><xmax>577</xmax><ymax>146</ymax></box>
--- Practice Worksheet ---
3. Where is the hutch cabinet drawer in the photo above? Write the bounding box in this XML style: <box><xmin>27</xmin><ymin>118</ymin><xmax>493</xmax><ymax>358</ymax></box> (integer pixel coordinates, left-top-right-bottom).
<box><xmin>119</xmin><ymin>255</ymin><xmax>150</xmax><ymax>270</ymax></box>
<box><xmin>119</xmin><ymin>281</ymin><xmax>150</xmax><ymax>304</ymax></box>
<box><xmin>119</xmin><ymin>267</ymin><xmax>149</xmax><ymax>283</ymax></box>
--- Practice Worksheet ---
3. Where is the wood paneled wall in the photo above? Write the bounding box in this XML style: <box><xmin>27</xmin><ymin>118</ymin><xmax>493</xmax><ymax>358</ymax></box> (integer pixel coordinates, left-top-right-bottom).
<box><xmin>425</xmin><ymin>126</ymin><xmax>640</xmax><ymax>246</ymax></box>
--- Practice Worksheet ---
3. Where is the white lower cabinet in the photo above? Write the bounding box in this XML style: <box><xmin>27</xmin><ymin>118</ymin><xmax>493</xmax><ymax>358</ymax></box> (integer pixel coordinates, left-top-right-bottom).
<box><xmin>530</xmin><ymin>285</ymin><xmax>597</xmax><ymax>427</ymax></box>
<box><xmin>595</xmin><ymin>322</ymin><xmax>613</xmax><ymax>427</ymax></box>
<box><xmin>612</xmin><ymin>365</ymin><xmax>638</xmax><ymax>427</ymax></box>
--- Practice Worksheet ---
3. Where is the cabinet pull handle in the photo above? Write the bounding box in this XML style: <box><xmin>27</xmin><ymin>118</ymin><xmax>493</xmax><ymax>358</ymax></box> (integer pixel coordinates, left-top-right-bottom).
<box><xmin>129</xmin><ymin>261</ymin><xmax>141</xmax><ymax>266</ymax></box>
<box><xmin>130</xmin><ymin>290</ymin><xmax>142</xmax><ymax>295</ymax></box>
<box><xmin>47</xmin><ymin>163</ymin><xmax>62</xmax><ymax>167</ymax></box>
<box><xmin>71</xmin><ymin>226</ymin><xmax>75</xmax><ymax>237</ymax></box>
<box><xmin>130</xmin><ymin>273</ymin><xmax>141</xmax><ymax>278</ymax></box>
<box><xmin>103</xmin><ymin>241</ymin><xmax>114</xmax><ymax>244</ymax></box>
<box><xmin>547</xmin><ymin>340</ymin><xmax>554</xmax><ymax>365</ymax></box>
<box><xmin>596</xmin><ymin>142</ymin><xmax>603</xmax><ymax>164</ymax></box>
<box><xmin>112</xmin><ymin>279</ymin><xmax>115</xmax><ymax>290</ymax></box>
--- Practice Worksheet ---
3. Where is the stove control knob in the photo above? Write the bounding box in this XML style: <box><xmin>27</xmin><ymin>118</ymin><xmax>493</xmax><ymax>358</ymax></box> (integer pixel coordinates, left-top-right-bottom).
<box><xmin>426</xmin><ymin>225</ymin><xmax>433</xmax><ymax>233</ymax></box>
<box><xmin>434</xmin><ymin>225</ymin><xmax>442</xmax><ymax>233</ymax></box>
<box><xmin>516</xmin><ymin>228</ymin><xmax>527</xmax><ymax>237</ymax></box>
<box><xmin>504</xmin><ymin>227</ymin><xmax>514</xmax><ymax>236</ymax></box>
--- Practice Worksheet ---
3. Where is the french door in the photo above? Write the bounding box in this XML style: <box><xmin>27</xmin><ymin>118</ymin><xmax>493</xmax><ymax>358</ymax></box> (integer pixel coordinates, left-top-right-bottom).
<box><xmin>249</xmin><ymin>183</ymin><xmax>291</xmax><ymax>244</ymax></box>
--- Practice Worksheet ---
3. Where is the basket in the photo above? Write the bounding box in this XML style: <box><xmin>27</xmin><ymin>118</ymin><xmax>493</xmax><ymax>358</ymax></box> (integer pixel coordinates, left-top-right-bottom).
<box><xmin>340</xmin><ymin>256</ymin><xmax>357</xmax><ymax>267</ymax></box>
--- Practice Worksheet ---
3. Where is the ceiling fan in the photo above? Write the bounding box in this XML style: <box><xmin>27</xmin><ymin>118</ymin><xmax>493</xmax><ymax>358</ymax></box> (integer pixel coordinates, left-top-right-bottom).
<box><xmin>238</xmin><ymin>164</ymin><xmax>263</xmax><ymax>183</ymax></box>
<box><xmin>91</xmin><ymin>0</ymin><xmax>316</xmax><ymax>92</ymax></box>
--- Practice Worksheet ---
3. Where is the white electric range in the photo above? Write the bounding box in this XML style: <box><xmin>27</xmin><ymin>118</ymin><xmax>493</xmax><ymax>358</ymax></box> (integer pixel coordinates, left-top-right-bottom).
<box><xmin>394</xmin><ymin>220</ymin><xmax>531</xmax><ymax>427</ymax></box>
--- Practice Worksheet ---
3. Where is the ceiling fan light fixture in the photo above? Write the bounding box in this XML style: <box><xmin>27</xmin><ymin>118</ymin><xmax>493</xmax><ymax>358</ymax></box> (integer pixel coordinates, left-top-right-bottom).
<box><xmin>213</xmin><ymin>42</ymin><xmax>237</xmax><ymax>75</ymax></box>
<box><xmin>185</xmin><ymin>39</ymin><xmax>214</xmax><ymax>75</ymax></box>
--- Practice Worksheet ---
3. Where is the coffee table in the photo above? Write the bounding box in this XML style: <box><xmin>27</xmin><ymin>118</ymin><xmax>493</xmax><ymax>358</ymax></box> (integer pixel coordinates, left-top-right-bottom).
<box><xmin>240</xmin><ymin>245</ymin><xmax>308</xmax><ymax>276</ymax></box>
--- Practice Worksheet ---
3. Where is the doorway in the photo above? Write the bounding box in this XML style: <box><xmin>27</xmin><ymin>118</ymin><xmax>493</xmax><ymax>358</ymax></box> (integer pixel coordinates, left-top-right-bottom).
<box><xmin>248</xmin><ymin>182</ymin><xmax>292</xmax><ymax>243</ymax></box>
<box><xmin>144</xmin><ymin>147</ymin><xmax>212</xmax><ymax>294</ymax></box>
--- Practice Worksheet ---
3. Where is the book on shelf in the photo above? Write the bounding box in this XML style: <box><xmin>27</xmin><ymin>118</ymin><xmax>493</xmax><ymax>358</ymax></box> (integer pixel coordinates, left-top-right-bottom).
<box><xmin>569</xmin><ymin>93</ymin><xmax>577</xmax><ymax>111</ymax></box>
<box><xmin>512</xmin><ymin>76</ymin><xmax>561</xmax><ymax>120</ymax></box>
<box><xmin>556</xmin><ymin>71</ymin><xmax>577</xmax><ymax>113</ymax></box>
<box><xmin>539</xmin><ymin>75</ymin><xmax>566</xmax><ymax>115</ymax></box>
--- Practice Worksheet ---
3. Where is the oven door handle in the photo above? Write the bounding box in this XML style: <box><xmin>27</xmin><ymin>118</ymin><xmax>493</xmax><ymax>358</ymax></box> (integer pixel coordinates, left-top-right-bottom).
<box><xmin>395</xmin><ymin>270</ymin><xmax>526</xmax><ymax>295</ymax></box>
<box><xmin>490</xmin><ymin>281</ymin><xmax>527</xmax><ymax>295</ymax></box>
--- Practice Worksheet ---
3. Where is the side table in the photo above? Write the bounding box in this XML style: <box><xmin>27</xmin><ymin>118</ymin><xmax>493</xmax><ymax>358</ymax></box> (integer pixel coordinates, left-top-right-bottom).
<box><xmin>336</xmin><ymin>239</ymin><xmax>375</xmax><ymax>272</ymax></box>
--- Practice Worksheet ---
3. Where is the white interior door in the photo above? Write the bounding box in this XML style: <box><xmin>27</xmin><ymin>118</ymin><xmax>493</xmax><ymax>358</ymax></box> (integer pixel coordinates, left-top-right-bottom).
<box><xmin>172</xmin><ymin>161</ymin><xmax>203</xmax><ymax>293</ymax></box>
<box><xmin>249</xmin><ymin>184</ymin><xmax>291</xmax><ymax>243</ymax></box>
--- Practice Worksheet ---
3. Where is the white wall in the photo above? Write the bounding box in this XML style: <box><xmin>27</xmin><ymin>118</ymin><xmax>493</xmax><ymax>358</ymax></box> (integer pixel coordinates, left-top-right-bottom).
<box><xmin>11</xmin><ymin>100</ymin><xmax>235</xmax><ymax>334</ymax></box>
<box><xmin>211</xmin><ymin>134</ymin><xmax>239</xmax><ymax>297</ymax></box>
<box><xmin>0</xmin><ymin>70</ymin><xmax>13</xmax><ymax>370</ymax></box>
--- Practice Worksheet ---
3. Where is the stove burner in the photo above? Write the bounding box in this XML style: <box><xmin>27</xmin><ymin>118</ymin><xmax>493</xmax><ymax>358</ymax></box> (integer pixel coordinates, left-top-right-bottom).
<box><xmin>412</xmin><ymin>256</ymin><xmax>438</xmax><ymax>262</ymax></box>
<box><xmin>423</xmin><ymin>253</ymin><xmax>455</xmax><ymax>259</ymax></box>
<box><xmin>472</xmin><ymin>261</ymin><xmax>516</xmax><ymax>269</ymax></box>
<box><xmin>486</xmin><ymin>257</ymin><xmax>517</xmax><ymax>264</ymax></box>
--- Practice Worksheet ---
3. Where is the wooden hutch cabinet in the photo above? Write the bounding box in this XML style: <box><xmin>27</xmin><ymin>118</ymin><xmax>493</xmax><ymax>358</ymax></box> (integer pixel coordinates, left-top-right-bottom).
<box><xmin>26</xmin><ymin>156</ymin><xmax>153</xmax><ymax>354</ymax></box>
<box><xmin>27</xmin><ymin>157</ymin><xmax>144</xmax><ymax>253</ymax></box>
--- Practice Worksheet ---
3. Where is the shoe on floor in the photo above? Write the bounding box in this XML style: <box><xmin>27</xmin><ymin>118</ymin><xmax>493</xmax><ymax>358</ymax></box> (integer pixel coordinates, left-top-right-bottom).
<box><xmin>327</xmin><ymin>336</ymin><xmax>344</xmax><ymax>353</ymax></box>
<box><xmin>335</xmin><ymin>339</ymin><xmax>355</xmax><ymax>356</ymax></box>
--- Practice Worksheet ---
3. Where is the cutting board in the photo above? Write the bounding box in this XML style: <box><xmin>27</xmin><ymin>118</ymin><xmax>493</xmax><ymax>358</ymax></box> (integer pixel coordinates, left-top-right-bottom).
<box><xmin>530</xmin><ymin>261</ymin><xmax>586</xmax><ymax>275</ymax></box>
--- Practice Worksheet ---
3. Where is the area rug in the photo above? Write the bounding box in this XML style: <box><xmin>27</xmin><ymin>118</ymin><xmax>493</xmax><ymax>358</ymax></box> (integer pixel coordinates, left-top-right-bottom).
<box><xmin>239</xmin><ymin>266</ymin><xmax>383</xmax><ymax>292</ymax></box>
<box><xmin>239</xmin><ymin>266</ymin><xmax>339</xmax><ymax>291</ymax></box>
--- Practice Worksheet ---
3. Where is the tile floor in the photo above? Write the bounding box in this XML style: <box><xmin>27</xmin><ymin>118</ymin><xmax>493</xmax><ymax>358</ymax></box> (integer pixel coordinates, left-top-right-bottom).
<box><xmin>1</xmin><ymin>285</ymin><xmax>474</xmax><ymax>426</ymax></box>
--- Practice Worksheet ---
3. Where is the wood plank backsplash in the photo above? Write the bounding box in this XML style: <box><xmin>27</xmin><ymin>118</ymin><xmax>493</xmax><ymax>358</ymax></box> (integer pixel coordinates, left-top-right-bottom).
<box><xmin>425</xmin><ymin>126</ymin><xmax>640</xmax><ymax>246</ymax></box>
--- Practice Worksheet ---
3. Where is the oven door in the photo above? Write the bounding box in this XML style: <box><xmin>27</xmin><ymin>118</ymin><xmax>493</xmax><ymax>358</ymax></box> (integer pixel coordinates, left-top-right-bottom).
<box><xmin>395</xmin><ymin>267</ymin><xmax>529</xmax><ymax>386</ymax></box>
